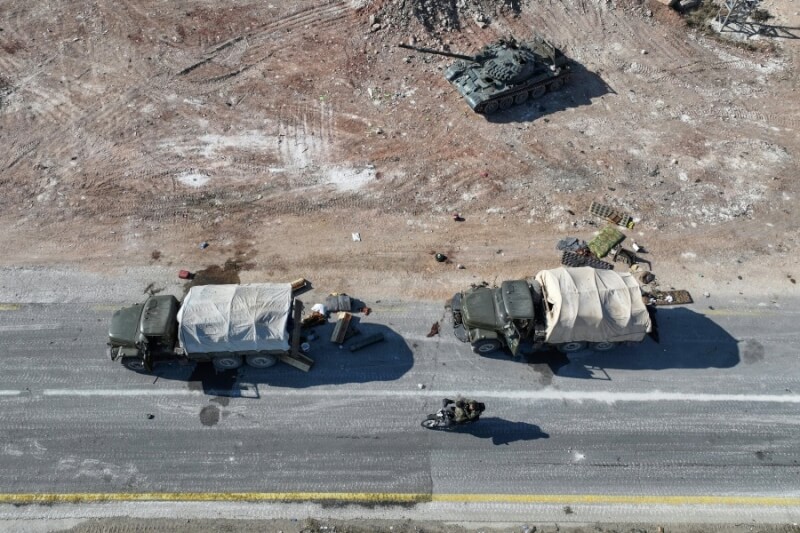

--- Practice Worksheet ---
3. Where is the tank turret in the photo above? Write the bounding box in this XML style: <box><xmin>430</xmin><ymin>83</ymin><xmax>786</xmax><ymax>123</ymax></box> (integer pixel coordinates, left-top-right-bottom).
<box><xmin>398</xmin><ymin>35</ymin><xmax>571</xmax><ymax>115</ymax></box>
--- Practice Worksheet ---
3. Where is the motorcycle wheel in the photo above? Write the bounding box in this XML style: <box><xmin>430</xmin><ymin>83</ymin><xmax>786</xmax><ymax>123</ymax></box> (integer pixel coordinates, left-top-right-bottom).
<box><xmin>421</xmin><ymin>419</ymin><xmax>440</xmax><ymax>429</ymax></box>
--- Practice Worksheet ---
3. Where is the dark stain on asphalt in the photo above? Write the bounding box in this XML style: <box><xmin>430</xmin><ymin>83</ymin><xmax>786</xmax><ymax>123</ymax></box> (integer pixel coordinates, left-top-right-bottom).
<box><xmin>527</xmin><ymin>363</ymin><xmax>554</xmax><ymax>386</ymax></box>
<box><xmin>525</xmin><ymin>350</ymin><xmax>570</xmax><ymax>385</ymax></box>
<box><xmin>741</xmin><ymin>339</ymin><xmax>765</xmax><ymax>364</ymax></box>
<box><xmin>200</xmin><ymin>405</ymin><xmax>220</xmax><ymax>426</ymax></box>
<box><xmin>188</xmin><ymin>362</ymin><xmax>238</xmax><ymax>395</ymax></box>
<box><xmin>210</xmin><ymin>396</ymin><xmax>230</xmax><ymax>407</ymax></box>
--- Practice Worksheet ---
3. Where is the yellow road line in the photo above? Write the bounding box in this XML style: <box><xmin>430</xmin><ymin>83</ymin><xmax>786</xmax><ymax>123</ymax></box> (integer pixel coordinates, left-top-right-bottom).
<box><xmin>0</xmin><ymin>304</ymin><xmax>21</xmax><ymax>311</ymax></box>
<box><xmin>1</xmin><ymin>492</ymin><xmax>798</xmax><ymax>506</ymax></box>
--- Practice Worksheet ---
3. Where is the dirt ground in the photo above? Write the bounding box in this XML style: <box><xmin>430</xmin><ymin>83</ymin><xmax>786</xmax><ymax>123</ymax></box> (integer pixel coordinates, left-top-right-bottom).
<box><xmin>46</xmin><ymin>517</ymin><xmax>800</xmax><ymax>533</ymax></box>
<box><xmin>2</xmin><ymin>0</ymin><xmax>800</xmax><ymax>302</ymax></box>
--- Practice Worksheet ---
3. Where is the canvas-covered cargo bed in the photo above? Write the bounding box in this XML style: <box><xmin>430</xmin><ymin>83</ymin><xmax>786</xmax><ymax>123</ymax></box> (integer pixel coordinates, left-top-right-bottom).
<box><xmin>534</xmin><ymin>267</ymin><xmax>651</xmax><ymax>344</ymax></box>
<box><xmin>177</xmin><ymin>283</ymin><xmax>292</xmax><ymax>355</ymax></box>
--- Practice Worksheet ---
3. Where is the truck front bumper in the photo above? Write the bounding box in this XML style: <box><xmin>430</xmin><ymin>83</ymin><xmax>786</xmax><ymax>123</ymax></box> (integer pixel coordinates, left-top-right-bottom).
<box><xmin>448</xmin><ymin>293</ymin><xmax>469</xmax><ymax>343</ymax></box>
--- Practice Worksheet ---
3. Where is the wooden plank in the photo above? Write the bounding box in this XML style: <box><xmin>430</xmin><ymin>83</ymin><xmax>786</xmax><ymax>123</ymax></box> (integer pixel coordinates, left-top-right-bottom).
<box><xmin>330</xmin><ymin>312</ymin><xmax>352</xmax><ymax>343</ymax></box>
<box><xmin>281</xmin><ymin>298</ymin><xmax>314</xmax><ymax>372</ymax></box>
<box><xmin>279</xmin><ymin>351</ymin><xmax>314</xmax><ymax>372</ymax></box>
<box><xmin>290</xmin><ymin>299</ymin><xmax>304</xmax><ymax>357</ymax></box>
<box><xmin>349</xmin><ymin>332</ymin><xmax>385</xmax><ymax>352</ymax></box>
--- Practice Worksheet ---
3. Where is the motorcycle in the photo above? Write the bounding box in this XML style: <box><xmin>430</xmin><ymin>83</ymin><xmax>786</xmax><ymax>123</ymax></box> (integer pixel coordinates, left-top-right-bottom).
<box><xmin>421</xmin><ymin>401</ymin><xmax>485</xmax><ymax>430</ymax></box>
<box><xmin>421</xmin><ymin>408</ymin><xmax>458</xmax><ymax>430</ymax></box>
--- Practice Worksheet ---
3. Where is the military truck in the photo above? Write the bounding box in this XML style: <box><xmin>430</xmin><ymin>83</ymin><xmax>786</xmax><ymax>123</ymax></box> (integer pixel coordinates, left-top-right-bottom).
<box><xmin>398</xmin><ymin>34</ymin><xmax>571</xmax><ymax>115</ymax></box>
<box><xmin>449</xmin><ymin>267</ymin><xmax>652</xmax><ymax>355</ymax></box>
<box><xmin>107</xmin><ymin>283</ymin><xmax>307</xmax><ymax>372</ymax></box>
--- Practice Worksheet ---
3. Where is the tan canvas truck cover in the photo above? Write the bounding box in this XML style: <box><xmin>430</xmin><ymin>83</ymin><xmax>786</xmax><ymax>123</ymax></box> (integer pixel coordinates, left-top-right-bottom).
<box><xmin>177</xmin><ymin>283</ymin><xmax>292</xmax><ymax>355</ymax></box>
<box><xmin>534</xmin><ymin>267</ymin><xmax>651</xmax><ymax>344</ymax></box>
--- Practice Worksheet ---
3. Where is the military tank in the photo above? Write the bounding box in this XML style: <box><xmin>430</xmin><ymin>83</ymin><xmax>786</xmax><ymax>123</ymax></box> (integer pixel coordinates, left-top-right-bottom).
<box><xmin>399</xmin><ymin>35</ymin><xmax>571</xmax><ymax>115</ymax></box>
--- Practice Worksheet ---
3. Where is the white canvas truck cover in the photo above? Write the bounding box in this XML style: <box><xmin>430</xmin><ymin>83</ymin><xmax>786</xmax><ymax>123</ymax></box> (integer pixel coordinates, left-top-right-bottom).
<box><xmin>177</xmin><ymin>283</ymin><xmax>292</xmax><ymax>355</ymax></box>
<box><xmin>534</xmin><ymin>267</ymin><xmax>651</xmax><ymax>344</ymax></box>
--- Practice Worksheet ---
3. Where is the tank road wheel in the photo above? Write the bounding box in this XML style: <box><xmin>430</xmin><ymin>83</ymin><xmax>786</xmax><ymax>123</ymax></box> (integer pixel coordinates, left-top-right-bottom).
<box><xmin>548</xmin><ymin>77</ymin><xmax>565</xmax><ymax>91</ymax></box>
<box><xmin>592</xmin><ymin>341</ymin><xmax>617</xmax><ymax>352</ymax></box>
<box><xmin>557</xmin><ymin>341</ymin><xmax>586</xmax><ymax>353</ymax></box>
<box><xmin>246</xmin><ymin>354</ymin><xmax>278</xmax><ymax>369</ymax></box>
<box><xmin>483</xmin><ymin>100</ymin><xmax>499</xmax><ymax>115</ymax></box>
<box><xmin>514</xmin><ymin>92</ymin><xmax>528</xmax><ymax>105</ymax></box>
<box><xmin>121</xmin><ymin>357</ymin><xmax>146</xmax><ymax>372</ymax></box>
<box><xmin>530</xmin><ymin>86</ymin><xmax>546</xmax><ymax>99</ymax></box>
<box><xmin>499</xmin><ymin>96</ymin><xmax>514</xmax><ymax>110</ymax></box>
<box><xmin>472</xmin><ymin>338</ymin><xmax>503</xmax><ymax>354</ymax></box>
<box><xmin>213</xmin><ymin>355</ymin><xmax>243</xmax><ymax>371</ymax></box>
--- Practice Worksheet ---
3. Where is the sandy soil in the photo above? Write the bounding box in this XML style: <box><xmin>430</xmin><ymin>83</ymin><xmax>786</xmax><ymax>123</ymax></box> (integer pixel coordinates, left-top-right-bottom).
<box><xmin>33</xmin><ymin>517</ymin><xmax>800</xmax><ymax>533</ymax></box>
<box><xmin>2</xmin><ymin>0</ymin><xmax>799</xmax><ymax>302</ymax></box>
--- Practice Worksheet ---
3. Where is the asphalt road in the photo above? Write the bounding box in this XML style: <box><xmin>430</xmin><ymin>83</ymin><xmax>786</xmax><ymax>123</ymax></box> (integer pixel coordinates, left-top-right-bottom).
<box><xmin>1</xmin><ymin>284</ymin><xmax>799</xmax><ymax>524</ymax></box>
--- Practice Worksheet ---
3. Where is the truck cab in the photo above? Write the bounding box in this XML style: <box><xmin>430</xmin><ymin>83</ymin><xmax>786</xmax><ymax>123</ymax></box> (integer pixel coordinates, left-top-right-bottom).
<box><xmin>107</xmin><ymin>295</ymin><xmax>180</xmax><ymax>370</ymax></box>
<box><xmin>453</xmin><ymin>279</ymin><xmax>545</xmax><ymax>355</ymax></box>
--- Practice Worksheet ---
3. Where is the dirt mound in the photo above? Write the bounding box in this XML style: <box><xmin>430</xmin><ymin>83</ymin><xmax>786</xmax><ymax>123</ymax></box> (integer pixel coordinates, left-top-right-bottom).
<box><xmin>372</xmin><ymin>0</ymin><xmax>523</xmax><ymax>39</ymax></box>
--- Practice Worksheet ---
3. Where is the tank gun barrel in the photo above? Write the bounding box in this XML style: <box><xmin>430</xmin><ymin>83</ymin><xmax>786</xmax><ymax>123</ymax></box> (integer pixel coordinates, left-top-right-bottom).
<box><xmin>397</xmin><ymin>43</ymin><xmax>474</xmax><ymax>62</ymax></box>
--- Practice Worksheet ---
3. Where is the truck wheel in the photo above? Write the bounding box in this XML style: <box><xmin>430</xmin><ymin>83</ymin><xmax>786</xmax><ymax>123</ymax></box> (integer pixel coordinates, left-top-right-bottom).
<box><xmin>472</xmin><ymin>339</ymin><xmax>502</xmax><ymax>354</ymax></box>
<box><xmin>121</xmin><ymin>357</ymin><xmax>146</xmax><ymax>372</ymax></box>
<box><xmin>592</xmin><ymin>341</ymin><xmax>616</xmax><ymax>352</ymax></box>
<box><xmin>557</xmin><ymin>341</ymin><xmax>586</xmax><ymax>353</ymax></box>
<box><xmin>246</xmin><ymin>354</ymin><xmax>278</xmax><ymax>369</ymax></box>
<box><xmin>213</xmin><ymin>355</ymin><xmax>243</xmax><ymax>371</ymax></box>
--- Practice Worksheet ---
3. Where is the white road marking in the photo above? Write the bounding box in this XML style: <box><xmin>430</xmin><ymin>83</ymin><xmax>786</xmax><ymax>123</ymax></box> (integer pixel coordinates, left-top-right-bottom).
<box><xmin>1</xmin><ymin>389</ymin><xmax>793</xmax><ymax>403</ymax></box>
<box><xmin>0</xmin><ymin>324</ymin><xmax>62</xmax><ymax>331</ymax></box>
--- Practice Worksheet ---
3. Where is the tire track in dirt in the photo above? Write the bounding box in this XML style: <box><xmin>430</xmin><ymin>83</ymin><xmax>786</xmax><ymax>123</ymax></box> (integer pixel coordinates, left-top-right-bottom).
<box><xmin>528</xmin><ymin>0</ymin><xmax>708</xmax><ymax>92</ymax></box>
<box><xmin>177</xmin><ymin>1</ymin><xmax>351</xmax><ymax>85</ymax></box>
<box><xmin>6</xmin><ymin>1</ymin><xmax>354</xmax><ymax>192</ymax></box>
<box><xmin>702</xmin><ymin>105</ymin><xmax>799</xmax><ymax>130</ymax></box>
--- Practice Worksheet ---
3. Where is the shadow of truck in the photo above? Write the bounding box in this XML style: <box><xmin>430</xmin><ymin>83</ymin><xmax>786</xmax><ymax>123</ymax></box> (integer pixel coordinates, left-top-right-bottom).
<box><xmin>514</xmin><ymin>307</ymin><xmax>740</xmax><ymax>379</ymax></box>
<box><xmin>150</xmin><ymin>322</ymin><xmax>414</xmax><ymax>396</ymax></box>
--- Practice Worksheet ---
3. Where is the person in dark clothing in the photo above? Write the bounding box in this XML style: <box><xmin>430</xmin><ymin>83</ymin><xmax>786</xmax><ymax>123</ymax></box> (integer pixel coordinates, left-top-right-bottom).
<box><xmin>442</xmin><ymin>397</ymin><xmax>485</xmax><ymax>424</ymax></box>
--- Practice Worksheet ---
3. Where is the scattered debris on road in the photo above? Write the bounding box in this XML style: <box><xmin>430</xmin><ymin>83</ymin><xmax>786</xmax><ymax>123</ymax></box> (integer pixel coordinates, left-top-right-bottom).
<box><xmin>349</xmin><ymin>332</ymin><xmax>385</xmax><ymax>352</ymax></box>
<box><xmin>589</xmin><ymin>201</ymin><xmax>636</xmax><ymax>229</ymax></box>
<box><xmin>644</xmin><ymin>289</ymin><xmax>694</xmax><ymax>305</ymax></box>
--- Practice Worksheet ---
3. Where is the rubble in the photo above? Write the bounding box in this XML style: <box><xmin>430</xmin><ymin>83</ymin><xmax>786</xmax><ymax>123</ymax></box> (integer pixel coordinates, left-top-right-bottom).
<box><xmin>645</xmin><ymin>289</ymin><xmax>694</xmax><ymax>306</ymax></box>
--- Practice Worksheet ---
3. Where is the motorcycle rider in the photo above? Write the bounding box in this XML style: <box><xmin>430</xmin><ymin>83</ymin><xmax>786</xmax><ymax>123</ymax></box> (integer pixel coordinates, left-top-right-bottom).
<box><xmin>442</xmin><ymin>397</ymin><xmax>484</xmax><ymax>424</ymax></box>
